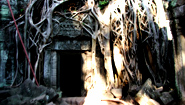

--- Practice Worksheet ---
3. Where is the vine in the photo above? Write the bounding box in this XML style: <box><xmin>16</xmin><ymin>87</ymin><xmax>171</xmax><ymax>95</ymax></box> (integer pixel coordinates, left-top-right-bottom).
<box><xmin>24</xmin><ymin>0</ymin><xmax>169</xmax><ymax>90</ymax></box>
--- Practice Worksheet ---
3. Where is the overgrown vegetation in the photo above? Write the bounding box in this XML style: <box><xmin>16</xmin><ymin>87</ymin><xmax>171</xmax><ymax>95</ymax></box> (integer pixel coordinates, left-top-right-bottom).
<box><xmin>23</xmin><ymin>0</ymin><xmax>170</xmax><ymax>92</ymax></box>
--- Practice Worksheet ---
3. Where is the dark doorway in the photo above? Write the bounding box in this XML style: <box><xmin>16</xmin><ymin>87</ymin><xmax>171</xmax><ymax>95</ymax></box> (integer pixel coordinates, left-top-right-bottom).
<box><xmin>59</xmin><ymin>51</ymin><xmax>82</xmax><ymax>97</ymax></box>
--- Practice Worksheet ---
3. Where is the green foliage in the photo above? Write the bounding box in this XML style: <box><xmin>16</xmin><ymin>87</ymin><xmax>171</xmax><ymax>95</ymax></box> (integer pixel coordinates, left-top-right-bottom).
<box><xmin>83</xmin><ymin>22</ymin><xmax>85</xmax><ymax>25</ymax></box>
<box><xmin>64</xmin><ymin>9</ymin><xmax>67</xmax><ymax>13</ymax></box>
<box><xmin>98</xmin><ymin>0</ymin><xmax>110</xmax><ymax>10</ymax></box>
<box><xmin>21</xmin><ymin>9</ymin><xmax>24</xmax><ymax>12</ymax></box>
<box><xmin>170</xmin><ymin>0</ymin><xmax>177</xmax><ymax>8</ymax></box>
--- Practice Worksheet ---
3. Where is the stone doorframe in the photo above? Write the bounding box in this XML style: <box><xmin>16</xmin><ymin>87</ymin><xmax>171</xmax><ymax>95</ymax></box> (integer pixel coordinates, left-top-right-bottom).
<box><xmin>43</xmin><ymin>40</ymin><xmax>91</xmax><ymax>89</ymax></box>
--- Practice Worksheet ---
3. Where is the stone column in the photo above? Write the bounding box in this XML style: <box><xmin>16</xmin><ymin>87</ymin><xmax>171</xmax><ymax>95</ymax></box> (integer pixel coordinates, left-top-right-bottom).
<box><xmin>0</xmin><ymin>50</ymin><xmax>8</xmax><ymax>85</ymax></box>
<box><xmin>43</xmin><ymin>50</ymin><xmax>57</xmax><ymax>89</ymax></box>
<box><xmin>43</xmin><ymin>50</ymin><xmax>51</xmax><ymax>86</ymax></box>
<box><xmin>0</xmin><ymin>0</ymin><xmax>12</xmax><ymax>87</ymax></box>
<box><xmin>174</xmin><ymin>18</ymin><xmax>185</xmax><ymax>101</ymax></box>
<box><xmin>50</xmin><ymin>51</ymin><xmax>57</xmax><ymax>89</ymax></box>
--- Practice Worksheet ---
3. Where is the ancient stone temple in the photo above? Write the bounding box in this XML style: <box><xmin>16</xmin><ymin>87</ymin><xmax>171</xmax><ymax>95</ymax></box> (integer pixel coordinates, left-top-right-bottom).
<box><xmin>2</xmin><ymin>0</ymin><xmax>185</xmax><ymax>104</ymax></box>
<box><xmin>0</xmin><ymin>0</ymin><xmax>30</xmax><ymax>87</ymax></box>
<box><xmin>0</xmin><ymin>0</ymin><xmax>107</xmax><ymax>98</ymax></box>
<box><xmin>32</xmin><ymin>1</ymin><xmax>105</xmax><ymax>97</ymax></box>
<box><xmin>42</xmin><ymin>19</ymin><xmax>103</xmax><ymax>97</ymax></box>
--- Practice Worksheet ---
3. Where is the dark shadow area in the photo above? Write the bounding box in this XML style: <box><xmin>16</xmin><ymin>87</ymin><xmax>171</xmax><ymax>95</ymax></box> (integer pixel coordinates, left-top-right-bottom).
<box><xmin>59</xmin><ymin>51</ymin><xmax>82</xmax><ymax>97</ymax></box>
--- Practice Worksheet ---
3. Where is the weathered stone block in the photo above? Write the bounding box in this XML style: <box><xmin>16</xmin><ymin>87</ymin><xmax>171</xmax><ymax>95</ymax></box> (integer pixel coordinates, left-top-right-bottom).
<box><xmin>81</xmin><ymin>41</ymin><xmax>91</xmax><ymax>50</ymax></box>
<box><xmin>51</xmin><ymin>69</ymin><xmax>57</xmax><ymax>76</ymax></box>
<box><xmin>51</xmin><ymin>52</ymin><xmax>57</xmax><ymax>69</ymax></box>
<box><xmin>135</xmin><ymin>78</ymin><xmax>157</xmax><ymax>99</ymax></box>
<box><xmin>173</xmin><ymin>5</ymin><xmax>185</xmax><ymax>18</ymax></box>
<box><xmin>0</xmin><ymin>43</ymin><xmax>4</xmax><ymax>50</ymax></box>
<box><xmin>51</xmin><ymin>61</ymin><xmax>57</xmax><ymax>70</ymax></box>
<box><xmin>177</xmin><ymin>0</ymin><xmax>185</xmax><ymax>6</ymax></box>
<box><xmin>53</xmin><ymin>40</ymin><xmax>81</xmax><ymax>50</ymax></box>
<box><xmin>0</xmin><ymin>31</ymin><xmax>5</xmax><ymax>41</ymax></box>
<box><xmin>51</xmin><ymin>75</ymin><xmax>57</xmax><ymax>86</ymax></box>
<box><xmin>135</xmin><ymin>78</ymin><xmax>160</xmax><ymax>105</ymax></box>
<box><xmin>43</xmin><ymin>50</ymin><xmax>51</xmax><ymax>86</ymax></box>
<box><xmin>0</xmin><ymin>4</ymin><xmax>10</xmax><ymax>21</ymax></box>
<box><xmin>160</xmin><ymin>92</ymin><xmax>174</xmax><ymax>105</ymax></box>
<box><xmin>1</xmin><ymin>50</ymin><xmax>8</xmax><ymax>60</ymax></box>
<box><xmin>51</xmin><ymin>51</ymin><xmax>57</xmax><ymax>60</ymax></box>
<box><xmin>56</xmin><ymin>20</ymin><xmax>83</xmax><ymax>37</ymax></box>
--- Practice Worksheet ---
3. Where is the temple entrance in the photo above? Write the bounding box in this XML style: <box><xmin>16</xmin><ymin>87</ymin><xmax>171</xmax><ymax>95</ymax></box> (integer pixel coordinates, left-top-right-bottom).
<box><xmin>58</xmin><ymin>51</ymin><xmax>83</xmax><ymax>97</ymax></box>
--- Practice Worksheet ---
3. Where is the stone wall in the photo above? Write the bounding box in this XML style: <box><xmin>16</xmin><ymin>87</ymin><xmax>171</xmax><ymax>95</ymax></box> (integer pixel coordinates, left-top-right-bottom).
<box><xmin>0</xmin><ymin>0</ymin><xmax>29</xmax><ymax>87</ymax></box>
<box><xmin>168</xmin><ymin>0</ymin><xmax>185</xmax><ymax>101</ymax></box>
<box><xmin>0</xmin><ymin>0</ymin><xmax>94</xmax><ymax>91</ymax></box>
<box><xmin>1</xmin><ymin>0</ymin><xmax>185</xmax><ymax>99</ymax></box>
<box><xmin>43</xmin><ymin>38</ymin><xmax>92</xmax><ymax>92</ymax></box>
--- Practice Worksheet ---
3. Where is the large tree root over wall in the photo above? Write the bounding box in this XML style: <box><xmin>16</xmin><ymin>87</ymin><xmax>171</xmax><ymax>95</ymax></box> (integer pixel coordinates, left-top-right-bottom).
<box><xmin>24</xmin><ymin>0</ymin><xmax>170</xmax><ymax>93</ymax></box>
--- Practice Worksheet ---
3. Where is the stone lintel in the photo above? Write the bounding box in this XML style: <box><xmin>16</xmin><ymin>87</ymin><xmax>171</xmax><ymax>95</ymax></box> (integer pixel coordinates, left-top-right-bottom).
<box><xmin>49</xmin><ymin>40</ymin><xmax>91</xmax><ymax>51</ymax></box>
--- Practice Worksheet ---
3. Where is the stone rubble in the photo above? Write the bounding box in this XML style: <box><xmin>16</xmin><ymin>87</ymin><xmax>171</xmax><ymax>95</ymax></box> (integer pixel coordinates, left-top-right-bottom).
<box><xmin>0</xmin><ymin>78</ymin><xmax>182</xmax><ymax>105</ymax></box>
